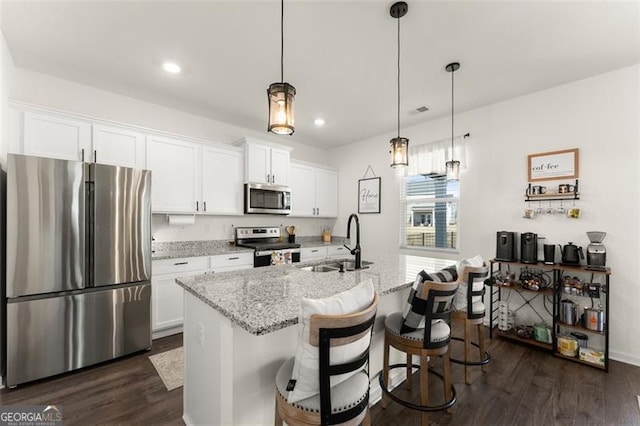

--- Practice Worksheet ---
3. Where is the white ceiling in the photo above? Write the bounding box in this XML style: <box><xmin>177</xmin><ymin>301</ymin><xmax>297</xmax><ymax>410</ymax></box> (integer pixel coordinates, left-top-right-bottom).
<box><xmin>2</xmin><ymin>1</ymin><xmax>639</xmax><ymax>148</ymax></box>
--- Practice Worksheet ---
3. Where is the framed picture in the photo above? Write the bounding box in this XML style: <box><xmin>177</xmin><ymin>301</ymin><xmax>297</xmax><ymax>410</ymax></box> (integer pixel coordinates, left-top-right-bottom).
<box><xmin>528</xmin><ymin>148</ymin><xmax>579</xmax><ymax>182</ymax></box>
<box><xmin>358</xmin><ymin>177</ymin><xmax>381</xmax><ymax>214</ymax></box>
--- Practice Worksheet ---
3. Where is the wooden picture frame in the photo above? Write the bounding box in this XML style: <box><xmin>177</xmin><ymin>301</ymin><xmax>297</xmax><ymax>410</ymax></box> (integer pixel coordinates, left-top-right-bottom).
<box><xmin>527</xmin><ymin>148</ymin><xmax>579</xmax><ymax>182</ymax></box>
<box><xmin>358</xmin><ymin>177</ymin><xmax>381</xmax><ymax>214</ymax></box>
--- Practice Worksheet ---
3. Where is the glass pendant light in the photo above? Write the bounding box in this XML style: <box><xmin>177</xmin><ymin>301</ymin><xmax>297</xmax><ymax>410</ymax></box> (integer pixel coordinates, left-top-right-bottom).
<box><xmin>389</xmin><ymin>2</ymin><xmax>408</xmax><ymax>168</ymax></box>
<box><xmin>445</xmin><ymin>62</ymin><xmax>460</xmax><ymax>180</ymax></box>
<box><xmin>267</xmin><ymin>0</ymin><xmax>296</xmax><ymax>135</ymax></box>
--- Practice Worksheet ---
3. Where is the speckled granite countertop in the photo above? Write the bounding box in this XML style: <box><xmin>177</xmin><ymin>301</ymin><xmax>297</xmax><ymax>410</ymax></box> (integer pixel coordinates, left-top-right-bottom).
<box><xmin>175</xmin><ymin>252</ymin><xmax>454</xmax><ymax>336</ymax></box>
<box><xmin>152</xmin><ymin>238</ymin><xmax>347</xmax><ymax>260</ymax></box>
<box><xmin>152</xmin><ymin>240</ymin><xmax>252</xmax><ymax>261</ymax></box>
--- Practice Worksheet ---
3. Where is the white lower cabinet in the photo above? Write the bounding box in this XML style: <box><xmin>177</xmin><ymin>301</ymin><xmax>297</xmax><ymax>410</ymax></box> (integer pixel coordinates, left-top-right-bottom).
<box><xmin>152</xmin><ymin>257</ymin><xmax>209</xmax><ymax>337</ymax></box>
<box><xmin>151</xmin><ymin>252</ymin><xmax>253</xmax><ymax>338</ymax></box>
<box><xmin>327</xmin><ymin>245</ymin><xmax>348</xmax><ymax>259</ymax></box>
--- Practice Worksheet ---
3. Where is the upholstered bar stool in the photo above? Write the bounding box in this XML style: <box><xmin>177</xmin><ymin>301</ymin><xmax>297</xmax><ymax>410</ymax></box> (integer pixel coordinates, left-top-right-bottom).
<box><xmin>275</xmin><ymin>280</ymin><xmax>378</xmax><ymax>426</ymax></box>
<box><xmin>450</xmin><ymin>263</ymin><xmax>491</xmax><ymax>385</ymax></box>
<box><xmin>379</xmin><ymin>272</ymin><xmax>459</xmax><ymax>426</ymax></box>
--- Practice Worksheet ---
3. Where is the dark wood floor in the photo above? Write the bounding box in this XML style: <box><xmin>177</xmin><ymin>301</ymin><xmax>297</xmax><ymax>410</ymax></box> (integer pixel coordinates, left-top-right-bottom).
<box><xmin>1</xmin><ymin>331</ymin><xmax>639</xmax><ymax>425</ymax></box>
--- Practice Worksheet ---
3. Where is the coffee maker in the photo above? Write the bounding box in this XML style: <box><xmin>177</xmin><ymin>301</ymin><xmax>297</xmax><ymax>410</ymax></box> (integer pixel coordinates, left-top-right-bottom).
<box><xmin>586</xmin><ymin>231</ymin><xmax>607</xmax><ymax>270</ymax></box>
<box><xmin>496</xmin><ymin>231</ymin><xmax>517</xmax><ymax>261</ymax></box>
<box><xmin>520</xmin><ymin>232</ymin><xmax>538</xmax><ymax>264</ymax></box>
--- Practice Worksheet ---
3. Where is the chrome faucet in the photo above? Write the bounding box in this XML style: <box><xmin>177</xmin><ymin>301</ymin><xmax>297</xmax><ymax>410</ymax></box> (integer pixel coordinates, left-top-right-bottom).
<box><xmin>344</xmin><ymin>213</ymin><xmax>362</xmax><ymax>269</ymax></box>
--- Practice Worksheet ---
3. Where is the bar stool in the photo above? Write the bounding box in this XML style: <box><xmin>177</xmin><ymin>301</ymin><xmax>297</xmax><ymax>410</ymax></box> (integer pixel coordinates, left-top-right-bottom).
<box><xmin>450</xmin><ymin>263</ymin><xmax>491</xmax><ymax>384</ymax></box>
<box><xmin>275</xmin><ymin>290</ymin><xmax>379</xmax><ymax>426</ymax></box>
<box><xmin>379</xmin><ymin>279</ymin><xmax>459</xmax><ymax>426</ymax></box>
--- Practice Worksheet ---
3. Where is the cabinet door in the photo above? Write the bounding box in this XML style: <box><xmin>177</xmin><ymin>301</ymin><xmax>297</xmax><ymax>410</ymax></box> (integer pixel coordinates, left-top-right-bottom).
<box><xmin>289</xmin><ymin>163</ymin><xmax>316</xmax><ymax>217</ymax></box>
<box><xmin>92</xmin><ymin>124</ymin><xmax>146</xmax><ymax>168</ymax></box>
<box><xmin>270</xmin><ymin>148</ymin><xmax>290</xmax><ymax>186</ymax></box>
<box><xmin>246</xmin><ymin>143</ymin><xmax>271</xmax><ymax>184</ymax></box>
<box><xmin>23</xmin><ymin>112</ymin><xmax>91</xmax><ymax>161</ymax></box>
<box><xmin>146</xmin><ymin>136</ymin><xmax>199</xmax><ymax>213</ymax></box>
<box><xmin>202</xmin><ymin>147</ymin><xmax>244</xmax><ymax>215</ymax></box>
<box><xmin>315</xmin><ymin>169</ymin><xmax>338</xmax><ymax>217</ymax></box>
<box><xmin>152</xmin><ymin>269</ymin><xmax>207</xmax><ymax>332</ymax></box>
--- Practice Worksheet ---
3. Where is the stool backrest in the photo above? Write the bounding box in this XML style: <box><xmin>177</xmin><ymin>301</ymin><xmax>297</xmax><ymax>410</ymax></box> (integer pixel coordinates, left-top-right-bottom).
<box><xmin>309</xmin><ymin>292</ymin><xmax>379</xmax><ymax>426</ymax></box>
<box><xmin>419</xmin><ymin>281</ymin><xmax>459</xmax><ymax>348</ymax></box>
<box><xmin>459</xmin><ymin>263</ymin><xmax>489</xmax><ymax>319</ymax></box>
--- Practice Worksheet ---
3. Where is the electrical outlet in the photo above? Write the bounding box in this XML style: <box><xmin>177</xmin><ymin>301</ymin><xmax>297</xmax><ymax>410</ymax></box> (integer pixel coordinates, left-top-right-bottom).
<box><xmin>197</xmin><ymin>322</ymin><xmax>205</xmax><ymax>347</ymax></box>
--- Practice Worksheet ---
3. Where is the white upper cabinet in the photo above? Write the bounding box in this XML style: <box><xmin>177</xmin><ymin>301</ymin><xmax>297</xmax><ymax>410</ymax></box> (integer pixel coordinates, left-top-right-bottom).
<box><xmin>22</xmin><ymin>112</ymin><xmax>145</xmax><ymax>168</ymax></box>
<box><xmin>201</xmin><ymin>146</ymin><xmax>244</xmax><ymax>215</ymax></box>
<box><xmin>289</xmin><ymin>162</ymin><xmax>338</xmax><ymax>218</ymax></box>
<box><xmin>146</xmin><ymin>135</ymin><xmax>199</xmax><ymax>214</ymax></box>
<box><xmin>92</xmin><ymin>124</ymin><xmax>146</xmax><ymax>168</ymax></box>
<box><xmin>236</xmin><ymin>138</ymin><xmax>292</xmax><ymax>186</ymax></box>
<box><xmin>23</xmin><ymin>112</ymin><xmax>91</xmax><ymax>161</ymax></box>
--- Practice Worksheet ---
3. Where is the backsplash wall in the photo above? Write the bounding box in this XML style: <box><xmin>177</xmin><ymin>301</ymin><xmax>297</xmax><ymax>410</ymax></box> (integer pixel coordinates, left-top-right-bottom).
<box><xmin>152</xmin><ymin>214</ymin><xmax>338</xmax><ymax>242</ymax></box>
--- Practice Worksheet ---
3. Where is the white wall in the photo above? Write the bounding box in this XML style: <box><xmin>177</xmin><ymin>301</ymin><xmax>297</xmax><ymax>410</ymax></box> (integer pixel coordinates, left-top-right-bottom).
<box><xmin>331</xmin><ymin>65</ymin><xmax>640</xmax><ymax>365</ymax></box>
<box><xmin>1</xmin><ymin>31</ymin><xmax>15</xmax><ymax>166</ymax></box>
<box><xmin>10</xmin><ymin>67</ymin><xmax>337</xmax><ymax>241</ymax></box>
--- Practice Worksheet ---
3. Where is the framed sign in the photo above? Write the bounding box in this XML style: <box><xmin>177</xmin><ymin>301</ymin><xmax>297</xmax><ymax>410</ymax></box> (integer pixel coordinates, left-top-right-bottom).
<box><xmin>528</xmin><ymin>148</ymin><xmax>579</xmax><ymax>182</ymax></box>
<box><xmin>358</xmin><ymin>177</ymin><xmax>381</xmax><ymax>214</ymax></box>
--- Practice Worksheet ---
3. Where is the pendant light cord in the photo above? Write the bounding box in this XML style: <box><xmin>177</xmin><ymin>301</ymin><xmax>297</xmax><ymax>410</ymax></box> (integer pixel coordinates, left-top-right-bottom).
<box><xmin>280</xmin><ymin>0</ymin><xmax>284</xmax><ymax>83</ymax></box>
<box><xmin>451</xmin><ymin>66</ymin><xmax>454</xmax><ymax>160</ymax></box>
<box><xmin>397</xmin><ymin>14</ymin><xmax>401</xmax><ymax>139</ymax></box>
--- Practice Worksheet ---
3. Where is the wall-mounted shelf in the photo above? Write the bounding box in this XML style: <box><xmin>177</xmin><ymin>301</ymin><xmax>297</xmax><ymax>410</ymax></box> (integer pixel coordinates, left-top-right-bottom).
<box><xmin>525</xmin><ymin>179</ymin><xmax>580</xmax><ymax>202</ymax></box>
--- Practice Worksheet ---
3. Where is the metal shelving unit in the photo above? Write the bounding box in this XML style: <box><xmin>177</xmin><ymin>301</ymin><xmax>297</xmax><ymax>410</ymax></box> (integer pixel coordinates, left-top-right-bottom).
<box><xmin>487</xmin><ymin>259</ymin><xmax>611</xmax><ymax>371</ymax></box>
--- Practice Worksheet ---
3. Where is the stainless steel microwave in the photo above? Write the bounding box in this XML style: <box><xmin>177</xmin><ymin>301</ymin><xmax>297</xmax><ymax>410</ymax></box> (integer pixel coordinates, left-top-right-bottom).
<box><xmin>245</xmin><ymin>183</ymin><xmax>291</xmax><ymax>215</ymax></box>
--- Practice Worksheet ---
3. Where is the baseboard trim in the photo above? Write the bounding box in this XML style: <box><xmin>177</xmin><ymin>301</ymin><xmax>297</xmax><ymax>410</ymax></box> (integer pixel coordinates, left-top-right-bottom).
<box><xmin>182</xmin><ymin>413</ymin><xmax>194</xmax><ymax>426</ymax></box>
<box><xmin>153</xmin><ymin>326</ymin><xmax>183</xmax><ymax>340</ymax></box>
<box><xmin>610</xmin><ymin>351</ymin><xmax>640</xmax><ymax>367</ymax></box>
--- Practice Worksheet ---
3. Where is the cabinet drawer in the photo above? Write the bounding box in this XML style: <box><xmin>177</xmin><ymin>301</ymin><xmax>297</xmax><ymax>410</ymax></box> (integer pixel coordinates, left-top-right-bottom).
<box><xmin>301</xmin><ymin>247</ymin><xmax>328</xmax><ymax>260</ymax></box>
<box><xmin>327</xmin><ymin>245</ymin><xmax>348</xmax><ymax>257</ymax></box>
<box><xmin>210</xmin><ymin>252</ymin><xmax>254</xmax><ymax>269</ymax></box>
<box><xmin>153</xmin><ymin>257</ymin><xmax>210</xmax><ymax>275</ymax></box>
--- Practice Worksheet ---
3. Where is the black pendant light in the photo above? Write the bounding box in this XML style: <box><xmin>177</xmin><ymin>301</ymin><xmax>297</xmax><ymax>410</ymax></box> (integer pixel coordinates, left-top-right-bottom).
<box><xmin>267</xmin><ymin>0</ymin><xmax>296</xmax><ymax>135</ymax></box>
<box><xmin>445</xmin><ymin>62</ymin><xmax>460</xmax><ymax>180</ymax></box>
<box><xmin>389</xmin><ymin>2</ymin><xmax>408</xmax><ymax>168</ymax></box>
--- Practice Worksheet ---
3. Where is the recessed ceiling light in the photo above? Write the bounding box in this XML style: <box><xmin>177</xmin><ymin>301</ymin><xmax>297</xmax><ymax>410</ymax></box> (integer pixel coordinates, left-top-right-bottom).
<box><xmin>162</xmin><ymin>62</ymin><xmax>181</xmax><ymax>74</ymax></box>
<box><xmin>314</xmin><ymin>118</ymin><xmax>325</xmax><ymax>126</ymax></box>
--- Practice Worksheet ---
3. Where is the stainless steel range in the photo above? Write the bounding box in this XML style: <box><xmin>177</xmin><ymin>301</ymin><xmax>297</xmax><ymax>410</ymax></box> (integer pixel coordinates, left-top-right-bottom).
<box><xmin>235</xmin><ymin>227</ymin><xmax>301</xmax><ymax>267</ymax></box>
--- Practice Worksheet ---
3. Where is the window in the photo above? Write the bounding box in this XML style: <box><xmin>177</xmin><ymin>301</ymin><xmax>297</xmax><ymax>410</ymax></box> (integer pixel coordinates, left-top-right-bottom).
<box><xmin>400</xmin><ymin>174</ymin><xmax>459</xmax><ymax>250</ymax></box>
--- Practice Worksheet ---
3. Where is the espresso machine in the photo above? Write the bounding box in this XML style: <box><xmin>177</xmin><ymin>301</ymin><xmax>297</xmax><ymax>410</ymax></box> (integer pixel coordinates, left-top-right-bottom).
<box><xmin>586</xmin><ymin>231</ymin><xmax>607</xmax><ymax>271</ymax></box>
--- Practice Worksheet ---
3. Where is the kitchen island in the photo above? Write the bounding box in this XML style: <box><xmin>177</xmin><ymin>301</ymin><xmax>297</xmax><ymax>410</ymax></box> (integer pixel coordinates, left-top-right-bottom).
<box><xmin>176</xmin><ymin>252</ymin><xmax>452</xmax><ymax>425</ymax></box>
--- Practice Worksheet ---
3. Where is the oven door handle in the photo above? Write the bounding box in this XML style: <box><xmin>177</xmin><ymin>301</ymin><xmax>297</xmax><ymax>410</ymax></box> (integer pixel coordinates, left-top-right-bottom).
<box><xmin>255</xmin><ymin>248</ymin><xmax>301</xmax><ymax>257</ymax></box>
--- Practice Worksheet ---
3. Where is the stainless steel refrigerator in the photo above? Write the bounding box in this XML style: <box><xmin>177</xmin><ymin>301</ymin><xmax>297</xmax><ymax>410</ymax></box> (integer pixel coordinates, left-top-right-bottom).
<box><xmin>5</xmin><ymin>154</ymin><xmax>152</xmax><ymax>386</ymax></box>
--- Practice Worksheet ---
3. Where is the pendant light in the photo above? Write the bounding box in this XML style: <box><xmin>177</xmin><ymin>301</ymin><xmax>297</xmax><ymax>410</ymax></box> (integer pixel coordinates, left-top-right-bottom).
<box><xmin>445</xmin><ymin>62</ymin><xmax>460</xmax><ymax>180</ymax></box>
<box><xmin>267</xmin><ymin>0</ymin><xmax>296</xmax><ymax>135</ymax></box>
<box><xmin>389</xmin><ymin>2</ymin><xmax>408</xmax><ymax>168</ymax></box>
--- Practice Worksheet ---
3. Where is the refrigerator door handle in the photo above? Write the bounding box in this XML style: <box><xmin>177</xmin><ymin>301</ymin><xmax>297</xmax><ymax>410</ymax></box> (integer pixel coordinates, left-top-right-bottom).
<box><xmin>86</xmin><ymin>176</ymin><xmax>95</xmax><ymax>287</ymax></box>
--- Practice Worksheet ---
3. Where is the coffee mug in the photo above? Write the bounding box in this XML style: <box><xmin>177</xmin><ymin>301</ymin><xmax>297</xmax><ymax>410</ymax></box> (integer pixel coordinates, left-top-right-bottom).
<box><xmin>556</xmin><ymin>206</ymin><xmax>566</xmax><ymax>214</ymax></box>
<box><xmin>558</xmin><ymin>184</ymin><xmax>569</xmax><ymax>194</ymax></box>
<box><xmin>523</xmin><ymin>209</ymin><xmax>535</xmax><ymax>219</ymax></box>
<box><xmin>567</xmin><ymin>207</ymin><xmax>581</xmax><ymax>219</ymax></box>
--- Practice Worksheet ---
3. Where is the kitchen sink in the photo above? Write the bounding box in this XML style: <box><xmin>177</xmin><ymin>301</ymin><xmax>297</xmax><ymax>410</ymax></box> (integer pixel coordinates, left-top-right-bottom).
<box><xmin>299</xmin><ymin>264</ymin><xmax>340</xmax><ymax>273</ymax></box>
<box><xmin>299</xmin><ymin>260</ymin><xmax>373</xmax><ymax>272</ymax></box>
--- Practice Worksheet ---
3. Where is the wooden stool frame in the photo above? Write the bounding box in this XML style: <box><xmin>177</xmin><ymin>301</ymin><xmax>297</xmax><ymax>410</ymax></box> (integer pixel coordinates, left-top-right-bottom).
<box><xmin>450</xmin><ymin>265</ymin><xmax>491</xmax><ymax>385</ymax></box>
<box><xmin>378</xmin><ymin>281</ymin><xmax>458</xmax><ymax>426</ymax></box>
<box><xmin>275</xmin><ymin>293</ymin><xmax>379</xmax><ymax>426</ymax></box>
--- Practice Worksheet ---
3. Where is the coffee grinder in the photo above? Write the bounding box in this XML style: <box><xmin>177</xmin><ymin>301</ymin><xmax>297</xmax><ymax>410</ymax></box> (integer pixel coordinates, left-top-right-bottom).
<box><xmin>586</xmin><ymin>231</ymin><xmax>607</xmax><ymax>271</ymax></box>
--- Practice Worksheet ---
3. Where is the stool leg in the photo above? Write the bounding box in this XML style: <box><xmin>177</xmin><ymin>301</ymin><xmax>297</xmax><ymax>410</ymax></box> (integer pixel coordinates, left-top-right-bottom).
<box><xmin>382</xmin><ymin>334</ymin><xmax>390</xmax><ymax>409</ymax></box>
<box><xmin>464</xmin><ymin>320</ymin><xmax>472</xmax><ymax>385</ymax></box>
<box><xmin>363</xmin><ymin>405</ymin><xmax>371</xmax><ymax>426</ymax></box>
<box><xmin>274</xmin><ymin>393</ymin><xmax>283</xmax><ymax>426</ymax></box>
<box><xmin>420</xmin><ymin>352</ymin><xmax>429</xmax><ymax>426</ymax></box>
<box><xmin>478</xmin><ymin>323</ymin><xmax>488</xmax><ymax>373</ymax></box>
<box><xmin>443</xmin><ymin>347</ymin><xmax>453</xmax><ymax>414</ymax></box>
<box><xmin>406</xmin><ymin>353</ymin><xmax>413</xmax><ymax>390</ymax></box>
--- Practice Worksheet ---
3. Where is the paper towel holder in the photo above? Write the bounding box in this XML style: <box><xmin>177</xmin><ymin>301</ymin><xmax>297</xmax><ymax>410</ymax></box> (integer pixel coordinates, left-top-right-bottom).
<box><xmin>167</xmin><ymin>214</ymin><xmax>196</xmax><ymax>226</ymax></box>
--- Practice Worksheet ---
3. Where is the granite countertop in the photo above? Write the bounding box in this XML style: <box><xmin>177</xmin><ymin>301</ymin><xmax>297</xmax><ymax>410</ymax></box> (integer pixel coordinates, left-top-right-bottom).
<box><xmin>152</xmin><ymin>238</ymin><xmax>347</xmax><ymax>260</ymax></box>
<box><xmin>152</xmin><ymin>240</ymin><xmax>253</xmax><ymax>261</ymax></box>
<box><xmin>175</xmin><ymin>252</ymin><xmax>454</xmax><ymax>336</ymax></box>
